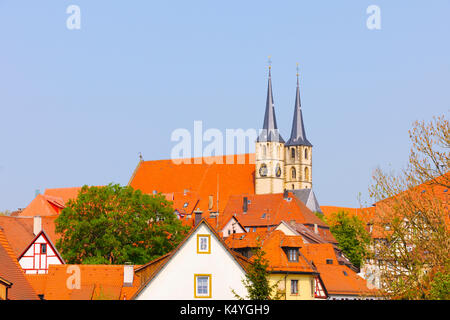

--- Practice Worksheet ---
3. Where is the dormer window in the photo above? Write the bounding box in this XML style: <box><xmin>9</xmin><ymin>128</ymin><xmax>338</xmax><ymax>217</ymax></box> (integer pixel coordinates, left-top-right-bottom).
<box><xmin>287</xmin><ymin>248</ymin><xmax>299</xmax><ymax>262</ymax></box>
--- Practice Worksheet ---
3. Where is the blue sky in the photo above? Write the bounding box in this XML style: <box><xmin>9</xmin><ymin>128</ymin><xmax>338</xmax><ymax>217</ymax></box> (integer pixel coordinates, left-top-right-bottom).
<box><xmin>0</xmin><ymin>1</ymin><xmax>449</xmax><ymax>211</ymax></box>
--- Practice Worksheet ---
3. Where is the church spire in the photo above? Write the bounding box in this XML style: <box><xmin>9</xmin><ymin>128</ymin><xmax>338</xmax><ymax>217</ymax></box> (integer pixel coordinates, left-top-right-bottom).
<box><xmin>285</xmin><ymin>65</ymin><xmax>312</xmax><ymax>147</ymax></box>
<box><xmin>257</xmin><ymin>59</ymin><xmax>285</xmax><ymax>143</ymax></box>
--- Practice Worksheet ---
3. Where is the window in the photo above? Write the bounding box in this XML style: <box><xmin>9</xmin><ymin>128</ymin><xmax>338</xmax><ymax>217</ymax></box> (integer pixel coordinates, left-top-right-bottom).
<box><xmin>197</xmin><ymin>234</ymin><xmax>211</xmax><ymax>254</ymax></box>
<box><xmin>194</xmin><ymin>274</ymin><xmax>211</xmax><ymax>298</ymax></box>
<box><xmin>291</xmin><ymin>280</ymin><xmax>298</xmax><ymax>294</ymax></box>
<box><xmin>291</xmin><ymin>148</ymin><xmax>295</xmax><ymax>159</ymax></box>
<box><xmin>41</xmin><ymin>243</ymin><xmax>47</xmax><ymax>254</ymax></box>
<box><xmin>304</xmin><ymin>167</ymin><xmax>310</xmax><ymax>181</ymax></box>
<box><xmin>262</xmin><ymin>145</ymin><xmax>267</xmax><ymax>158</ymax></box>
<box><xmin>288</xmin><ymin>249</ymin><xmax>298</xmax><ymax>262</ymax></box>
<box><xmin>304</xmin><ymin>148</ymin><xmax>308</xmax><ymax>160</ymax></box>
<box><xmin>291</xmin><ymin>167</ymin><xmax>296</xmax><ymax>179</ymax></box>
<box><xmin>326</xmin><ymin>259</ymin><xmax>333</xmax><ymax>265</ymax></box>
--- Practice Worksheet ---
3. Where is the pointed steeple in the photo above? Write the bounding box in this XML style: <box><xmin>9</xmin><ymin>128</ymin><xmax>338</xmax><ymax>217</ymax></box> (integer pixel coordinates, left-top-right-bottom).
<box><xmin>257</xmin><ymin>62</ymin><xmax>285</xmax><ymax>143</ymax></box>
<box><xmin>285</xmin><ymin>67</ymin><xmax>312</xmax><ymax>147</ymax></box>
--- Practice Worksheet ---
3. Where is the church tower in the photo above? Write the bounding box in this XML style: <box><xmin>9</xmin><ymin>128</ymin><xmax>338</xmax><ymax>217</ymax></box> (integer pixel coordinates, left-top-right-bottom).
<box><xmin>284</xmin><ymin>68</ymin><xmax>312</xmax><ymax>190</ymax></box>
<box><xmin>255</xmin><ymin>65</ymin><xmax>285</xmax><ymax>195</ymax></box>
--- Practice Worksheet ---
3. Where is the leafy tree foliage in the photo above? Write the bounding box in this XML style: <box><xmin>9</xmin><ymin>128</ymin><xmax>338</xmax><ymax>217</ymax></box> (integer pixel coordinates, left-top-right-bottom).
<box><xmin>326</xmin><ymin>210</ymin><xmax>371</xmax><ymax>269</ymax></box>
<box><xmin>233</xmin><ymin>243</ymin><xmax>282</xmax><ymax>300</ymax></box>
<box><xmin>55</xmin><ymin>184</ymin><xmax>189</xmax><ymax>265</ymax></box>
<box><xmin>369</xmin><ymin>114</ymin><xmax>449</xmax><ymax>299</ymax></box>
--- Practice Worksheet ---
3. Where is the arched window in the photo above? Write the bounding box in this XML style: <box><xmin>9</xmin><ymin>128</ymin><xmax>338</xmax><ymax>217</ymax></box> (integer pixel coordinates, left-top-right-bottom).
<box><xmin>291</xmin><ymin>167</ymin><xmax>296</xmax><ymax>179</ymax></box>
<box><xmin>305</xmin><ymin>167</ymin><xmax>310</xmax><ymax>181</ymax></box>
<box><xmin>262</xmin><ymin>145</ymin><xmax>267</xmax><ymax>158</ymax></box>
<box><xmin>291</xmin><ymin>148</ymin><xmax>295</xmax><ymax>160</ymax></box>
<box><xmin>304</xmin><ymin>148</ymin><xmax>308</xmax><ymax>160</ymax></box>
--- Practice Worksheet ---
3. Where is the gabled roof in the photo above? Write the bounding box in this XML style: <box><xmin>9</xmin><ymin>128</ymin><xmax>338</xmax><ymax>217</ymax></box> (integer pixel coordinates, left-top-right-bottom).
<box><xmin>291</xmin><ymin>189</ymin><xmax>322</xmax><ymax>213</ymax></box>
<box><xmin>0</xmin><ymin>215</ymin><xmax>60</xmax><ymax>258</ymax></box>
<box><xmin>0</xmin><ymin>228</ymin><xmax>38</xmax><ymax>300</ymax></box>
<box><xmin>225</xmin><ymin>230</ymin><xmax>317</xmax><ymax>274</ymax></box>
<box><xmin>131</xmin><ymin>219</ymin><xmax>251</xmax><ymax>299</ymax></box>
<box><xmin>18</xmin><ymin>194</ymin><xmax>65</xmax><ymax>217</ymax></box>
<box><xmin>302</xmin><ymin>243</ymin><xmax>374</xmax><ymax>296</ymax></box>
<box><xmin>223</xmin><ymin>192</ymin><xmax>327</xmax><ymax>228</ymax></box>
<box><xmin>128</xmin><ymin>154</ymin><xmax>255</xmax><ymax>214</ymax></box>
<box><xmin>43</xmin><ymin>187</ymin><xmax>82</xmax><ymax>204</ymax></box>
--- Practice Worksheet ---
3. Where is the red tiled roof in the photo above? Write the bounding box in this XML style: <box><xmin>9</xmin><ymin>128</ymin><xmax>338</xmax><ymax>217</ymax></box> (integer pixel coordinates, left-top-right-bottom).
<box><xmin>128</xmin><ymin>154</ymin><xmax>255</xmax><ymax>214</ymax></box>
<box><xmin>43</xmin><ymin>187</ymin><xmax>82</xmax><ymax>204</ymax></box>
<box><xmin>0</xmin><ymin>228</ymin><xmax>38</xmax><ymax>300</ymax></box>
<box><xmin>0</xmin><ymin>216</ymin><xmax>60</xmax><ymax>258</ymax></box>
<box><xmin>225</xmin><ymin>230</ymin><xmax>316</xmax><ymax>274</ymax></box>
<box><xmin>18</xmin><ymin>194</ymin><xmax>64</xmax><ymax>217</ymax></box>
<box><xmin>302</xmin><ymin>243</ymin><xmax>374</xmax><ymax>296</ymax></box>
<box><xmin>42</xmin><ymin>264</ymin><xmax>141</xmax><ymax>300</ymax></box>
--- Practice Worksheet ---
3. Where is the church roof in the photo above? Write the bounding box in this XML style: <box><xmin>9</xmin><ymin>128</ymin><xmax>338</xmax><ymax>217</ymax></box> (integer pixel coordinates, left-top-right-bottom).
<box><xmin>291</xmin><ymin>189</ymin><xmax>322</xmax><ymax>213</ymax></box>
<box><xmin>285</xmin><ymin>73</ymin><xmax>312</xmax><ymax>147</ymax></box>
<box><xmin>256</xmin><ymin>67</ymin><xmax>285</xmax><ymax>143</ymax></box>
<box><xmin>128</xmin><ymin>154</ymin><xmax>255</xmax><ymax>214</ymax></box>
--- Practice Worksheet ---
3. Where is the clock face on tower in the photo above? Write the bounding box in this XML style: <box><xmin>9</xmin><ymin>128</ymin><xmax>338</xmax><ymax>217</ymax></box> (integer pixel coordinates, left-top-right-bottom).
<box><xmin>259</xmin><ymin>163</ymin><xmax>268</xmax><ymax>177</ymax></box>
<box><xmin>275</xmin><ymin>164</ymin><xmax>282</xmax><ymax>177</ymax></box>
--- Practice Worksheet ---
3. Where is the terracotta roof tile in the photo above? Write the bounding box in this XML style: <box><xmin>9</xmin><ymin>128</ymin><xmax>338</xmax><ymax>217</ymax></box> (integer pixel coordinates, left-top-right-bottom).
<box><xmin>42</xmin><ymin>264</ymin><xmax>141</xmax><ymax>300</ymax></box>
<box><xmin>0</xmin><ymin>215</ymin><xmax>60</xmax><ymax>258</ymax></box>
<box><xmin>0</xmin><ymin>228</ymin><xmax>38</xmax><ymax>300</ymax></box>
<box><xmin>301</xmin><ymin>243</ymin><xmax>374</xmax><ymax>296</ymax></box>
<box><xmin>226</xmin><ymin>230</ymin><xmax>316</xmax><ymax>274</ymax></box>
<box><xmin>128</xmin><ymin>154</ymin><xmax>255</xmax><ymax>214</ymax></box>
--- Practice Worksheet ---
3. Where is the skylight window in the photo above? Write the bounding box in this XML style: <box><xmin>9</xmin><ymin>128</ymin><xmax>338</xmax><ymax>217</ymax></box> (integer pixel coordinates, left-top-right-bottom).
<box><xmin>183</xmin><ymin>202</ymin><xmax>189</xmax><ymax>208</ymax></box>
<box><xmin>261</xmin><ymin>213</ymin><xmax>266</xmax><ymax>219</ymax></box>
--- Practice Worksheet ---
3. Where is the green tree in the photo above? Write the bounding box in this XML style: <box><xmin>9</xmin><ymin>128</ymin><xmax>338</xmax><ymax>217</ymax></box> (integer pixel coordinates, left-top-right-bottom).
<box><xmin>55</xmin><ymin>184</ymin><xmax>189</xmax><ymax>265</ymax></box>
<box><xmin>327</xmin><ymin>210</ymin><xmax>371</xmax><ymax>269</ymax></box>
<box><xmin>233</xmin><ymin>243</ymin><xmax>282</xmax><ymax>300</ymax></box>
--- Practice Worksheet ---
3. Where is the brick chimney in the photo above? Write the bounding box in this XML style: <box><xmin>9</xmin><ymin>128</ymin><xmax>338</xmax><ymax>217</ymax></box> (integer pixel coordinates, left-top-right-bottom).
<box><xmin>194</xmin><ymin>209</ymin><xmax>203</xmax><ymax>227</ymax></box>
<box><xmin>242</xmin><ymin>197</ymin><xmax>248</xmax><ymax>214</ymax></box>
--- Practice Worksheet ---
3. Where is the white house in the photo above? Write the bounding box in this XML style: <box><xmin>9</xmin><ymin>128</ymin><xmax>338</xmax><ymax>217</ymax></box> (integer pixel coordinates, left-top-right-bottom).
<box><xmin>132</xmin><ymin>219</ymin><xmax>250</xmax><ymax>300</ymax></box>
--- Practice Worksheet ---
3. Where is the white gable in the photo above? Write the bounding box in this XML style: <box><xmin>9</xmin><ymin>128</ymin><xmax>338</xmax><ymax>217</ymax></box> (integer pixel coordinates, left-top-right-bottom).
<box><xmin>135</xmin><ymin>222</ymin><xmax>248</xmax><ymax>300</ymax></box>
<box><xmin>222</xmin><ymin>217</ymin><xmax>246</xmax><ymax>237</ymax></box>
<box><xmin>275</xmin><ymin>221</ymin><xmax>299</xmax><ymax>236</ymax></box>
<box><xmin>18</xmin><ymin>232</ymin><xmax>64</xmax><ymax>274</ymax></box>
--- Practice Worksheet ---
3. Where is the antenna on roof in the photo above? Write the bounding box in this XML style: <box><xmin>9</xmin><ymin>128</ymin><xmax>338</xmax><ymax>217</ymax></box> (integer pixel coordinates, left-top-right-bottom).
<box><xmin>138</xmin><ymin>152</ymin><xmax>143</xmax><ymax>161</ymax></box>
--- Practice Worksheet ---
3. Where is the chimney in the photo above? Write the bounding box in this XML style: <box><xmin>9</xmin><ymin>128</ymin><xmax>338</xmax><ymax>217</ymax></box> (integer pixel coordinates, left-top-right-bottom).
<box><xmin>283</xmin><ymin>189</ymin><xmax>289</xmax><ymax>200</ymax></box>
<box><xmin>194</xmin><ymin>209</ymin><xmax>203</xmax><ymax>226</ymax></box>
<box><xmin>314</xmin><ymin>223</ymin><xmax>319</xmax><ymax>234</ymax></box>
<box><xmin>123</xmin><ymin>263</ymin><xmax>134</xmax><ymax>287</ymax></box>
<box><xmin>33</xmin><ymin>216</ymin><xmax>42</xmax><ymax>236</ymax></box>
<box><xmin>243</xmin><ymin>197</ymin><xmax>248</xmax><ymax>213</ymax></box>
